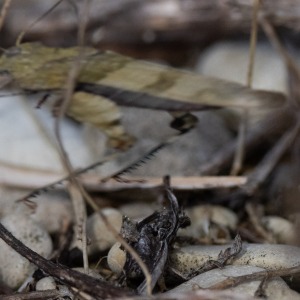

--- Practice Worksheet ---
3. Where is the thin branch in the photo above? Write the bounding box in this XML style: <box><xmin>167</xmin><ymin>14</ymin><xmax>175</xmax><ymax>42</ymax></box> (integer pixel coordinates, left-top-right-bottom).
<box><xmin>50</xmin><ymin>0</ymin><xmax>152</xmax><ymax>293</ymax></box>
<box><xmin>0</xmin><ymin>289</ymin><xmax>70</xmax><ymax>300</ymax></box>
<box><xmin>53</xmin><ymin>0</ymin><xmax>91</xmax><ymax>272</ymax></box>
<box><xmin>78</xmin><ymin>186</ymin><xmax>153</xmax><ymax>296</ymax></box>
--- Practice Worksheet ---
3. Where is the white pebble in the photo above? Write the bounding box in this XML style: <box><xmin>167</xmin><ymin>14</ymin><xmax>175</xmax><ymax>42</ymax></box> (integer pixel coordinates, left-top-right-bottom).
<box><xmin>86</xmin><ymin>208</ymin><xmax>122</xmax><ymax>255</ymax></box>
<box><xmin>180</xmin><ymin>205</ymin><xmax>237</xmax><ymax>239</ymax></box>
<box><xmin>107</xmin><ymin>242</ymin><xmax>126</xmax><ymax>275</ymax></box>
<box><xmin>170</xmin><ymin>243</ymin><xmax>300</xmax><ymax>275</ymax></box>
<box><xmin>167</xmin><ymin>265</ymin><xmax>300</xmax><ymax>300</ymax></box>
<box><xmin>262</xmin><ymin>216</ymin><xmax>297</xmax><ymax>245</ymax></box>
<box><xmin>36</xmin><ymin>277</ymin><xmax>56</xmax><ymax>291</ymax></box>
<box><xmin>188</xmin><ymin>205</ymin><xmax>237</xmax><ymax>229</ymax></box>
<box><xmin>0</xmin><ymin>213</ymin><xmax>53</xmax><ymax>289</ymax></box>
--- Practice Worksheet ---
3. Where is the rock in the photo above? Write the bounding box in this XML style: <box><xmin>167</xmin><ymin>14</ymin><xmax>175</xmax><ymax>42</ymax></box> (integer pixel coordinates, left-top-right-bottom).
<box><xmin>0</xmin><ymin>213</ymin><xmax>53</xmax><ymax>289</ymax></box>
<box><xmin>86</xmin><ymin>208</ymin><xmax>123</xmax><ymax>255</ymax></box>
<box><xmin>196</xmin><ymin>41</ymin><xmax>286</xmax><ymax>131</ymax></box>
<box><xmin>167</xmin><ymin>265</ymin><xmax>300</xmax><ymax>300</ymax></box>
<box><xmin>180</xmin><ymin>205</ymin><xmax>237</xmax><ymax>240</ymax></box>
<box><xmin>36</xmin><ymin>277</ymin><xmax>56</xmax><ymax>291</ymax></box>
<box><xmin>107</xmin><ymin>242</ymin><xmax>126</xmax><ymax>275</ymax></box>
<box><xmin>170</xmin><ymin>243</ymin><xmax>300</xmax><ymax>275</ymax></box>
<box><xmin>261</xmin><ymin>216</ymin><xmax>297</xmax><ymax>245</ymax></box>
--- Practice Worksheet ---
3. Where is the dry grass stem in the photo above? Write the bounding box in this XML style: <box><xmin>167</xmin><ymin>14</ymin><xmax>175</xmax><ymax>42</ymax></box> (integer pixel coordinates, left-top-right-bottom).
<box><xmin>53</xmin><ymin>0</ymin><xmax>90</xmax><ymax>272</ymax></box>
<box><xmin>231</xmin><ymin>0</ymin><xmax>261</xmax><ymax>176</ymax></box>
<box><xmin>15</xmin><ymin>0</ymin><xmax>64</xmax><ymax>46</ymax></box>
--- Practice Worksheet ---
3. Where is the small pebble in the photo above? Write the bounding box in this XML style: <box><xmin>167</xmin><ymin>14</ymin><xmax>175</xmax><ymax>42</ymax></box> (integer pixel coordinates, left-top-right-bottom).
<box><xmin>186</xmin><ymin>205</ymin><xmax>237</xmax><ymax>229</ymax></box>
<box><xmin>36</xmin><ymin>277</ymin><xmax>56</xmax><ymax>291</ymax></box>
<box><xmin>86</xmin><ymin>208</ymin><xmax>122</xmax><ymax>255</ymax></box>
<box><xmin>107</xmin><ymin>242</ymin><xmax>126</xmax><ymax>275</ymax></box>
<box><xmin>0</xmin><ymin>213</ymin><xmax>53</xmax><ymax>289</ymax></box>
<box><xmin>180</xmin><ymin>205</ymin><xmax>237</xmax><ymax>239</ymax></box>
<box><xmin>262</xmin><ymin>216</ymin><xmax>297</xmax><ymax>245</ymax></box>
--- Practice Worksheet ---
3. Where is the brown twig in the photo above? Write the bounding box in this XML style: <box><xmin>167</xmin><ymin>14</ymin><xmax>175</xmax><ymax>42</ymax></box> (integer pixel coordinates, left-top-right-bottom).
<box><xmin>53</xmin><ymin>0</ymin><xmax>91</xmax><ymax>272</ymax></box>
<box><xmin>0</xmin><ymin>289</ymin><xmax>70</xmax><ymax>300</ymax></box>
<box><xmin>0</xmin><ymin>222</ymin><xmax>130</xmax><ymax>299</ymax></box>
<box><xmin>50</xmin><ymin>0</ymin><xmax>153</xmax><ymax>293</ymax></box>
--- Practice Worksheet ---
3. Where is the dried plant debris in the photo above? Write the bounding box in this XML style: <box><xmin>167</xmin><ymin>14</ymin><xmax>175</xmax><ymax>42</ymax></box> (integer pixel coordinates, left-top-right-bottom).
<box><xmin>118</xmin><ymin>176</ymin><xmax>190</xmax><ymax>294</ymax></box>
<box><xmin>185</xmin><ymin>234</ymin><xmax>242</xmax><ymax>280</ymax></box>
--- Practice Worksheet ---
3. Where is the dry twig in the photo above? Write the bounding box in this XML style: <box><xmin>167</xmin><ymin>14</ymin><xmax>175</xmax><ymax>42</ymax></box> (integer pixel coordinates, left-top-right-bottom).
<box><xmin>231</xmin><ymin>0</ymin><xmax>261</xmax><ymax>176</ymax></box>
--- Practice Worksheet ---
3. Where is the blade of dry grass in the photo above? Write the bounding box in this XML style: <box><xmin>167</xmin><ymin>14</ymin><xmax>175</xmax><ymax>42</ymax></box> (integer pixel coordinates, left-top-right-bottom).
<box><xmin>231</xmin><ymin>0</ymin><xmax>261</xmax><ymax>176</ymax></box>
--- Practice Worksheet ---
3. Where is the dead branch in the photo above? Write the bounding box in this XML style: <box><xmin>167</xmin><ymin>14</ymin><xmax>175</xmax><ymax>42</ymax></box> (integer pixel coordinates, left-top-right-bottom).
<box><xmin>0</xmin><ymin>289</ymin><xmax>70</xmax><ymax>300</ymax></box>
